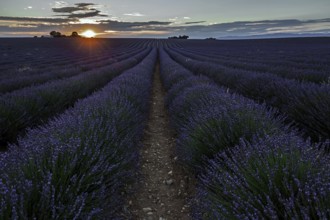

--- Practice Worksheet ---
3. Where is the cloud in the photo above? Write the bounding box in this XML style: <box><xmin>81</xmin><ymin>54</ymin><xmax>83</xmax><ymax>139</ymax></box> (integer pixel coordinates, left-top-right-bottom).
<box><xmin>123</xmin><ymin>12</ymin><xmax>145</xmax><ymax>17</ymax></box>
<box><xmin>67</xmin><ymin>10</ymin><xmax>107</xmax><ymax>19</ymax></box>
<box><xmin>183</xmin><ymin>17</ymin><xmax>191</xmax><ymax>20</ymax></box>
<box><xmin>185</xmin><ymin>21</ymin><xmax>206</xmax><ymax>25</ymax></box>
<box><xmin>75</xmin><ymin>3</ymin><xmax>95</xmax><ymax>7</ymax></box>
<box><xmin>52</xmin><ymin>7</ymin><xmax>80</xmax><ymax>13</ymax></box>
<box><xmin>0</xmin><ymin>16</ymin><xmax>74</xmax><ymax>23</ymax></box>
<box><xmin>94</xmin><ymin>20</ymin><xmax>172</xmax><ymax>32</ymax></box>
<box><xmin>145</xmin><ymin>21</ymin><xmax>172</xmax><ymax>25</ymax></box>
<box><xmin>0</xmin><ymin>15</ymin><xmax>173</xmax><ymax>36</ymax></box>
<box><xmin>169</xmin><ymin>17</ymin><xmax>178</xmax><ymax>21</ymax></box>
<box><xmin>52</xmin><ymin>3</ymin><xmax>107</xmax><ymax>19</ymax></box>
<box><xmin>171</xmin><ymin>18</ymin><xmax>330</xmax><ymax>38</ymax></box>
<box><xmin>1</xmin><ymin>14</ymin><xmax>330</xmax><ymax>38</ymax></box>
<box><xmin>52</xmin><ymin>3</ymin><xmax>96</xmax><ymax>13</ymax></box>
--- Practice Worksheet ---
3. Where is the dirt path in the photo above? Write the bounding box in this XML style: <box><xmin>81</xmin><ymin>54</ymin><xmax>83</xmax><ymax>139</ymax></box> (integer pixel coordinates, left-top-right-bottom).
<box><xmin>128</xmin><ymin>63</ymin><xmax>194</xmax><ymax>220</ymax></box>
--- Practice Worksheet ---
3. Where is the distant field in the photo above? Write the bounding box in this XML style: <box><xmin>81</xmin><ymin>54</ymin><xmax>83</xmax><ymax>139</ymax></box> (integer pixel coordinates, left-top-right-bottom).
<box><xmin>0</xmin><ymin>37</ymin><xmax>329</xmax><ymax>219</ymax></box>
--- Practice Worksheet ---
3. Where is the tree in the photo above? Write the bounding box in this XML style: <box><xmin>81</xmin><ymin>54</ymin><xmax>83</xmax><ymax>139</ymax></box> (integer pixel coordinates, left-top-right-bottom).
<box><xmin>179</xmin><ymin>35</ymin><xmax>189</xmax><ymax>39</ymax></box>
<box><xmin>50</xmin><ymin>31</ymin><xmax>63</xmax><ymax>38</ymax></box>
<box><xmin>168</xmin><ymin>35</ymin><xmax>189</xmax><ymax>39</ymax></box>
<box><xmin>50</xmin><ymin>31</ymin><xmax>56</xmax><ymax>37</ymax></box>
<box><xmin>71</xmin><ymin>31</ymin><xmax>80</xmax><ymax>37</ymax></box>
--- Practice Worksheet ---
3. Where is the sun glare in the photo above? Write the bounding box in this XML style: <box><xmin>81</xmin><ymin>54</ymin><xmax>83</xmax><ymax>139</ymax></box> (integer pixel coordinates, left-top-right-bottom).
<box><xmin>81</xmin><ymin>30</ymin><xmax>96</xmax><ymax>38</ymax></box>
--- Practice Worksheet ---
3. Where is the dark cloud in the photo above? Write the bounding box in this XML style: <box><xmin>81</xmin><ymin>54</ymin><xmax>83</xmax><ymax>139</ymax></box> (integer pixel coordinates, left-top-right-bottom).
<box><xmin>185</xmin><ymin>21</ymin><xmax>206</xmax><ymax>25</ymax></box>
<box><xmin>0</xmin><ymin>16</ymin><xmax>74</xmax><ymax>23</ymax></box>
<box><xmin>52</xmin><ymin>7</ymin><xmax>81</xmax><ymax>13</ymax></box>
<box><xmin>67</xmin><ymin>10</ymin><xmax>106</xmax><ymax>19</ymax></box>
<box><xmin>75</xmin><ymin>3</ymin><xmax>95</xmax><ymax>7</ymax></box>
<box><xmin>52</xmin><ymin>3</ymin><xmax>106</xmax><ymax>19</ymax></box>
<box><xmin>145</xmin><ymin>21</ymin><xmax>172</xmax><ymax>25</ymax></box>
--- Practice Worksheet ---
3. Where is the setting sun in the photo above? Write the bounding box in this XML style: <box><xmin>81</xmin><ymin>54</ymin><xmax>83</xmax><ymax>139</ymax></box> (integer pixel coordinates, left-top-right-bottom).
<box><xmin>81</xmin><ymin>30</ymin><xmax>96</xmax><ymax>38</ymax></box>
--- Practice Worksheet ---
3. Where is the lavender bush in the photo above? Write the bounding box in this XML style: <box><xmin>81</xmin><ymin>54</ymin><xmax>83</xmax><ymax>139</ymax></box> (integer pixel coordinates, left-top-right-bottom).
<box><xmin>166</xmin><ymin>47</ymin><xmax>330</xmax><ymax>141</ymax></box>
<box><xmin>0</xmin><ymin>47</ymin><xmax>144</xmax><ymax>94</ymax></box>
<box><xmin>160</xmin><ymin>48</ymin><xmax>286</xmax><ymax>168</ymax></box>
<box><xmin>0</xmin><ymin>38</ymin><xmax>139</xmax><ymax>80</ymax></box>
<box><xmin>159</xmin><ymin>47</ymin><xmax>330</xmax><ymax>219</ymax></box>
<box><xmin>196</xmin><ymin>134</ymin><xmax>330</xmax><ymax>219</ymax></box>
<box><xmin>159</xmin><ymin>67</ymin><xmax>191</xmax><ymax>92</ymax></box>
<box><xmin>170</xmin><ymin>46</ymin><xmax>330</xmax><ymax>83</ymax></box>
<box><xmin>0</xmin><ymin>48</ymin><xmax>150</xmax><ymax>147</ymax></box>
<box><xmin>174</xmin><ymin>90</ymin><xmax>285</xmax><ymax>168</ymax></box>
<box><xmin>0</xmin><ymin>49</ymin><xmax>157</xmax><ymax>219</ymax></box>
<box><xmin>165</xmin><ymin>75</ymin><xmax>214</xmax><ymax>108</ymax></box>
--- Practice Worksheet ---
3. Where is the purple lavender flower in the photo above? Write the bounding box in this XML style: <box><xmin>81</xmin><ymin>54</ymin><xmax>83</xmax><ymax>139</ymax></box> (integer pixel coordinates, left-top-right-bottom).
<box><xmin>196</xmin><ymin>134</ymin><xmax>330</xmax><ymax>219</ymax></box>
<box><xmin>0</xmin><ymin>48</ymin><xmax>157</xmax><ymax>219</ymax></box>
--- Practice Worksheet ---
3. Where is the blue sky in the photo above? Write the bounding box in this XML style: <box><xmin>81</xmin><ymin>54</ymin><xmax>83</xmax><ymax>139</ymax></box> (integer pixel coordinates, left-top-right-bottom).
<box><xmin>0</xmin><ymin>0</ymin><xmax>329</xmax><ymax>38</ymax></box>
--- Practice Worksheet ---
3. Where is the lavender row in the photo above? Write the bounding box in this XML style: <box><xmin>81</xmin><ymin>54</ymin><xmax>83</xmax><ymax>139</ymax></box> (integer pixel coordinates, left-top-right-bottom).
<box><xmin>0</xmin><ymin>47</ymin><xmax>145</xmax><ymax>94</ymax></box>
<box><xmin>170</xmin><ymin>46</ymin><xmax>330</xmax><ymax>84</ymax></box>
<box><xmin>0</xmin><ymin>38</ymin><xmax>144</xmax><ymax>80</ymax></box>
<box><xmin>0</xmin><ymin>48</ymin><xmax>151</xmax><ymax>148</ymax></box>
<box><xmin>160</xmin><ymin>47</ymin><xmax>287</xmax><ymax>169</ymax></box>
<box><xmin>0</xmin><ymin>41</ymin><xmax>141</xmax><ymax>81</ymax></box>
<box><xmin>159</xmin><ymin>48</ymin><xmax>330</xmax><ymax>219</ymax></box>
<box><xmin>165</xmin><ymin>47</ymin><xmax>330</xmax><ymax>141</ymax></box>
<box><xmin>175</xmin><ymin>46</ymin><xmax>330</xmax><ymax>74</ymax></box>
<box><xmin>168</xmin><ymin>38</ymin><xmax>330</xmax><ymax>69</ymax></box>
<box><xmin>197</xmin><ymin>134</ymin><xmax>330</xmax><ymax>219</ymax></box>
<box><xmin>0</xmin><ymin>48</ymin><xmax>157</xmax><ymax>219</ymax></box>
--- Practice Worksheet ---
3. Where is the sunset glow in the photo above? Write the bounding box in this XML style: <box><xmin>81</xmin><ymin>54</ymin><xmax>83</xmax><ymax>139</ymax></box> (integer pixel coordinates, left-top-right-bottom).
<box><xmin>81</xmin><ymin>30</ymin><xmax>96</xmax><ymax>38</ymax></box>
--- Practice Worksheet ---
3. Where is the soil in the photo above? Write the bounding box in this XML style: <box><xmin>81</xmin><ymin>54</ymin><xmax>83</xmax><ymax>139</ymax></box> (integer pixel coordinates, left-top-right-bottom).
<box><xmin>127</xmin><ymin>63</ymin><xmax>195</xmax><ymax>220</ymax></box>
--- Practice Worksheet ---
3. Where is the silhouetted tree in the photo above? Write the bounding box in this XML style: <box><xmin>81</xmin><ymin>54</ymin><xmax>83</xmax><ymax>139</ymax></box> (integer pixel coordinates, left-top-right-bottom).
<box><xmin>50</xmin><ymin>31</ymin><xmax>63</xmax><ymax>38</ymax></box>
<box><xmin>71</xmin><ymin>31</ymin><xmax>80</xmax><ymax>37</ymax></box>
<box><xmin>50</xmin><ymin>31</ymin><xmax>56</xmax><ymax>37</ymax></box>
<box><xmin>179</xmin><ymin>35</ymin><xmax>189</xmax><ymax>39</ymax></box>
<box><xmin>168</xmin><ymin>35</ymin><xmax>189</xmax><ymax>39</ymax></box>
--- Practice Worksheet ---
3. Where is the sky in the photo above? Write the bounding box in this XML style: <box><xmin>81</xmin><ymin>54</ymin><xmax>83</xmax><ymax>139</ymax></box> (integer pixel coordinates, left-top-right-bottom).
<box><xmin>0</xmin><ymin>0</ymin><xmax>330</xmax><ymax>38</ymax></box>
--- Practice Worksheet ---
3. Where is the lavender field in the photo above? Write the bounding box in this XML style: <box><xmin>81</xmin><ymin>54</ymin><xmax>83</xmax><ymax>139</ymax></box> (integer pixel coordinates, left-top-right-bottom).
<box><xmin>0</xmin><ymin>37</ymin><xmax>329</xmax><ymax>219</ymax></box>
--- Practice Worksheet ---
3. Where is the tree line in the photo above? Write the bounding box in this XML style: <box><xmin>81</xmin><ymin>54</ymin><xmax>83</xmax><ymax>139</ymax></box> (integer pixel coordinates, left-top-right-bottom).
<box><xmin>49</xmin><ymin>31</ymin><xmax>81</xmax><ymax>38</ymax></box>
